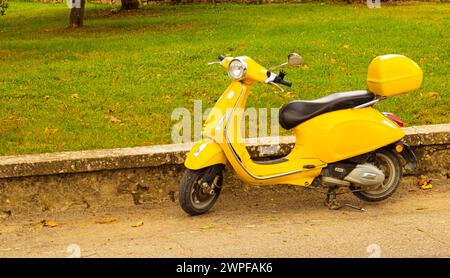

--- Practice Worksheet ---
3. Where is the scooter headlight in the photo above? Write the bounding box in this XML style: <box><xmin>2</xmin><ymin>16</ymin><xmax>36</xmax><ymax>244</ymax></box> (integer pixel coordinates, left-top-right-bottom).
<box><xmin>228</xmin><ymin>59</ymin><xmax>247</xmax><ymax>80</ymax></box>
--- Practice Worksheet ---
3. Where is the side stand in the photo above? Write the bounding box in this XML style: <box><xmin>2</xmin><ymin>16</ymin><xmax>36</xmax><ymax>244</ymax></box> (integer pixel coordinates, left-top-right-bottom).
<box><xmin>324</xmin><ymin>186</ymin><xmax>365</xmax><ymax>212</ymax></box>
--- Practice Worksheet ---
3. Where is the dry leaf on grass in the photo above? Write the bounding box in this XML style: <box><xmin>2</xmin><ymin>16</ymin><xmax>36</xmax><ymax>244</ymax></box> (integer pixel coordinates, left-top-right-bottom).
<box><xmin>95</xmin><ymin>218</ymin><xmax>117</xmax><ymax>224</ymax></box>
<box><xmin>41</xmin><ymin>220</ymin><xmax>60</xmax><ymax>227</ymax></box>
<box><xmin>131</xmin><ymin>221</ymin><xmax>144</xmax><ymax>228</ymax></box>
<box><xmin>283</xmin><ymin>92</ymin><xmax>294</xmax><ymax>98</ymax></box>
<box><xmin>425</xmin><ymin>92</ymin><xmax>439</xmax><ymax>99</ymax></box>
<box><xmin>44</xmin><ymin>127</ymin><xmax>58</xmax><ymax>136</ymax></box>
<box><xmin>107</xmin><ymin>115</ymin><xmax>122</xmax><ymax>124</ymax></box>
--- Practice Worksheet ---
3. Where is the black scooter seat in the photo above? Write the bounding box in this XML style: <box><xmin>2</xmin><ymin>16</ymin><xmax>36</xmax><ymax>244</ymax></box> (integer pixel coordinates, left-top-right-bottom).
<box><xmin>279</xmin><ymin>90</ymin><xmax>375</xmax><ymax>130</ymax></box>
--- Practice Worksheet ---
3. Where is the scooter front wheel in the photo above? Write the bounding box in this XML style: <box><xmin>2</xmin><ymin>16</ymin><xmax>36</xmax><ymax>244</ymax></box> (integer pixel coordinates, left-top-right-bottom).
<box><xmin>179</xmin><ymin>166</ymin><xmax>223</xmax><ymax>216</ymax></box>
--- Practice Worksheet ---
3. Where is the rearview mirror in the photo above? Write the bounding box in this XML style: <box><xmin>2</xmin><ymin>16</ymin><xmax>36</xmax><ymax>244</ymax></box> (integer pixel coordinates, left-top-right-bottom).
<box><xmin>288</xmin><ymin>53</ymin><xmax>302</xmax><ymax>67</ymax></box>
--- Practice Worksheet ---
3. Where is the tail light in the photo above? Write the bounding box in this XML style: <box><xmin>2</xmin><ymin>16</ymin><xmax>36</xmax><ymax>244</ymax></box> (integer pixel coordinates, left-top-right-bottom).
<box><xmin>382</xmin><ymin>112</ymin><xmax>404</xmax><ymax>127</ymax></box>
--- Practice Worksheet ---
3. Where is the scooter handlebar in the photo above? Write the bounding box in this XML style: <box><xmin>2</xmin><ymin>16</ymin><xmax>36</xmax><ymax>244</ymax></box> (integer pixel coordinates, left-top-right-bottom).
<box><xmin>275</xmin><ymin>78</ymin><xmax>292</xmax><ymax>87</ymax></box>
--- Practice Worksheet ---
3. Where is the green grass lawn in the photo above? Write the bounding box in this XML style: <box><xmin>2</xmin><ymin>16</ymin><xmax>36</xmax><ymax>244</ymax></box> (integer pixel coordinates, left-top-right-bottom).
<box><xmin>0</xmin><ymin>1</ymin><xmax>449</xmax><ymax>156</ymax></box>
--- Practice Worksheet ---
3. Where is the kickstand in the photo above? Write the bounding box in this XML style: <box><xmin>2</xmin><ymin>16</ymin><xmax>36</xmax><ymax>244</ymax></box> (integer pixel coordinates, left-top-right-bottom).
<box><xmin>343</xmin><ymin>203</ymin><xmax>366</xmax><ymax>212</ymax></box>
<box><xmin>324</xmin><ymin>186</ymin><xmax>342</xmax><ymax>210</ymax></box>
<box><xmin>324</xmin><ymin>187</ymin><xmax>365</xmax><ymax>212</ymax></box>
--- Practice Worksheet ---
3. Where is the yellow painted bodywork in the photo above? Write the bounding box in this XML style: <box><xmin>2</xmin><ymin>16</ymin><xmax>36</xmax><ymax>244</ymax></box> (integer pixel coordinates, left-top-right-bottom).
<box><xmin>185</xmin><ymin>139</ymin><xmax>227</xmax><ymax>170</ymax></box>
<box><xmin>185</xmin><ymin>56</ymin><xmax>412</xmax><ymax>187</ymax></box>
<box><xmin>291</xmin><ymin>107</ymin><xmax>405</xmax><ymax>163</ymax></box>
<box><xmin>367</xmin><ymin>54</ymin><xmax>423</xmax><ymax>96</ymax></box>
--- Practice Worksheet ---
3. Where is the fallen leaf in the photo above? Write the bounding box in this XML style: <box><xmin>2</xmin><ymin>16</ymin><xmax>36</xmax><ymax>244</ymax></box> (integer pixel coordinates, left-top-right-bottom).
<box><xmin>108</xmin><ymin>115</ymin><xmax>122</xmax><ymax>124</ymax></box>
<box><xmin>339</xmin><ymin>67</ymin><xmax>346</xmax><ymax>72</ymax></box>
<box><xmin>41</xmin><ymin>219</ymin><xmax>60</xmax><ymax>227</ymax></box>
<box><xmin>95</xmin><ymin>218</ymin><xmax>117</xmax><ymax>224</ymax></box>
<box><xmin>44</xmin><ymin>95</ymin><xmax>51</xmax><ymax>100</ymax></box>
<box><xmin>419</xmin><ymin>57</ymin><xmax>428</xmax><ymax>62</ymax></box>
<box><xmin>425</xmin><ymin>92</ymin><xmax>439</xmax><ymax>99</ymax></box>
<box><xmin>283</xmin><ymin>92</ymin><xmax>294</xmax><ymax>98</ymax></box>
<box><xmin>131</xmin><ymin>221</ymin><xmax>144</xmax><ymax>228</ymax></box>
<box><xmin>199</xmin><ymin>225</ymin><xmax>213</xmax><ymax>230</ymax></box>
<box><xmin>0</xmin><ymin>210</ymin><xmax>11</xmax><ymax>219</ymax></box>
<box><xmin>416</xmin><ymin>175</ymin><xmax>433</xmax><ymax>190</ymax></box>
<box><xmin>44</xmin><ymin>127</ymin><xmax>58</xmax><ymax>136</ymax></box>
<box><xmin>415</xmin><ymin>207</ymin><xmax>428</xmax><ymax>211</ymax></box>
<box><xmin>421</xmin><ymin>184</ymin><xmax>433</xmax><ymax>190</ymax></box>
<box><xmin>71</xmin><ymin>94</ymin><xmax>79</xmax><ymax>100</ymax></box>
<box><xmin>343</xmin><ymin>44</ymin><xmax>350</xmax><ymax>49</ymax></box>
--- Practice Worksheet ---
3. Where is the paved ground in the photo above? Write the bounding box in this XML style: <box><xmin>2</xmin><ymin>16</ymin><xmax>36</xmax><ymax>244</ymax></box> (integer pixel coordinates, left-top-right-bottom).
<box><xmin>0</xmin><ymin>177</ymin><xmax>449</xmax><ymax>258</ymax></box>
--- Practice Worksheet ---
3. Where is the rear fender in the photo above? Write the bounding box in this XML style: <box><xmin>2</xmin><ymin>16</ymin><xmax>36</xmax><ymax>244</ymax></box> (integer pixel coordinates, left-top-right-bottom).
<box><xmin>385</xmin><ymin>141</ymin><xmax>417</xmax><ymax>171</ymax></box>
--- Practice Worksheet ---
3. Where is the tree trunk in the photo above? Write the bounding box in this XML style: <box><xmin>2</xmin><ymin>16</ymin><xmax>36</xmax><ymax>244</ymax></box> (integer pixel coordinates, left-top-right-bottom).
<box><xmin>121</xmin><ymin>0</ymin><xmax>139</xmax><ymax>10</ymax></box>
<box><xmin>69</xmin><ymin>0</ymin><xmax>86</xmax><ymax>28</ymax></box>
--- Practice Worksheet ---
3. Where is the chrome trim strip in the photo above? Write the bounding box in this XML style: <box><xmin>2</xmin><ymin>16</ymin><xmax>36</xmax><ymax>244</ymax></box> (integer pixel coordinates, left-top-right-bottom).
<box><xmin>353</xmin><ymin>98</ymin><xmax>383</xmax><ymax>109</ymax></box>
<box><xmin>223</xmin><ymin>83</ymin><xmax>304</xmax><ymax>180</ymax></box>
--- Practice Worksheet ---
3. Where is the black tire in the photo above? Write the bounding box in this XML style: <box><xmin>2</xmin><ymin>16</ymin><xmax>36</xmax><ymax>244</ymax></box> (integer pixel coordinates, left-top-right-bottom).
<box><xmin>179</xmin><ymin>167</ymin><xmax>223</xmax><ymax>216</ymax></box>
<box><xmin>352</xmin><ymin>149</ymin><xmax>402</xmax><ymax>202</ymax></box>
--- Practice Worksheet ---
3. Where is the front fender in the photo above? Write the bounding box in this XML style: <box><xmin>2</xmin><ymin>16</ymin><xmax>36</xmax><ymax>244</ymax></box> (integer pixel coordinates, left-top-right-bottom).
<box><xmin>185</xmin><ymin>139</ymin><xmax>227</xmax><ymax>170</ymax></box>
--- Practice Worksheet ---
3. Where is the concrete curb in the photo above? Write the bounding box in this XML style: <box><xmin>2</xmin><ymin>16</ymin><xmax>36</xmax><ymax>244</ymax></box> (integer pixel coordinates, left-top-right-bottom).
<box><xmin>0</xmin><ymin>124</ymin><xmax>448</xmax><ymax>215</ymax></box>
<box><xmin>0</xmin><ymin>124</ymin><xmax>449</xmax><ymax>179</ymax></box>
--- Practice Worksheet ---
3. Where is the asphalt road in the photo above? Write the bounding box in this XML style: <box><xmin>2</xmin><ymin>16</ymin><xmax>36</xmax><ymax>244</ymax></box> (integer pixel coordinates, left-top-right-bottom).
<box><xmin>0</xmin><ymin>176</ymin><xmax>449</xmax><ymax>258</ymax></box>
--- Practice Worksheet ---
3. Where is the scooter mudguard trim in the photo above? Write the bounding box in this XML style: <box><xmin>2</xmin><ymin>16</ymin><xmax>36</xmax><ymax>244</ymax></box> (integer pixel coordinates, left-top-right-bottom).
<box><xmin>184</xmin><ymin>139</ymin><xmax>227</xmax><ymax>170</ymax></box>
<box><xmin>385</xmin><ymin>141</ymin><xmax>417</xmax><ymax>171</ymax></box>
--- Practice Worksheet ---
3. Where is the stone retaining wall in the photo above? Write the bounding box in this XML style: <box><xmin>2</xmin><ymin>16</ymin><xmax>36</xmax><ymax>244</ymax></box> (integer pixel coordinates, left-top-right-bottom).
<box><xmin>0</xmin><ymin>124</ymin><xmax>448</xmax><ymax>216</ymax></box>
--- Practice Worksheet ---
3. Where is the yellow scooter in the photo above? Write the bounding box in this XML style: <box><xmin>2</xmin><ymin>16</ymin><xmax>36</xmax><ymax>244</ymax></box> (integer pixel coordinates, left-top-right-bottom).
<box><xmin>179</xmin><ymin>53</ymin><xmax>422</xmax><ymax>215</ymax></box>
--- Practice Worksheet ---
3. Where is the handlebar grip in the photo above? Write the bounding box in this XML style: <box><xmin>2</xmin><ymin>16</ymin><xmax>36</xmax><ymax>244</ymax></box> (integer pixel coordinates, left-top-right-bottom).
<box><xmin>218</xmin><ymin>55</ymin><xmax>225</xmax><ymax>61</ymax></box>
<box><xmin>278</xmin><ymin>79</ymin><xmax>292</xmax><ymax>87</ymax></box>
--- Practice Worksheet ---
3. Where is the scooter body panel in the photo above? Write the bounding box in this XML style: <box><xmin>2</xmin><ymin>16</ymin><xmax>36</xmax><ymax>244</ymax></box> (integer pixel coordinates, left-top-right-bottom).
<box><xmin>291</xmin><ymin>107</ymin><xmax>405</xmax><ymax>163</ymax></box>
<box><xmin>184</xmin><ymin>81</ymin><xmax>243</xmax><ymax>170</ymax></box>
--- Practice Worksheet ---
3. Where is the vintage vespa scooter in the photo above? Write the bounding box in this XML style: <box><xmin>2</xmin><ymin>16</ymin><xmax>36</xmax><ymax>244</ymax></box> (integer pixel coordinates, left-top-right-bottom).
<box><xmin>179</xmin><ymin>53</ymin><xmax>422</xmax><ymax>215</ymax></box>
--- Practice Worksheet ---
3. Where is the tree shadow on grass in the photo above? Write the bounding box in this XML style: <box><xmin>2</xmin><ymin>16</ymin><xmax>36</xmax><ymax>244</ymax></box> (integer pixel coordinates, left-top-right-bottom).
<box><xmin>3</xmin><ymin>7</ymin><xmax>208</xmax><ymax>42</ymax></box>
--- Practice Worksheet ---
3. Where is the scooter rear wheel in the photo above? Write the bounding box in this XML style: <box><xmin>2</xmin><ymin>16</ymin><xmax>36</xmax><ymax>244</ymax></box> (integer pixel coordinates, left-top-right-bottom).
<box><xmin>179</xmin><ymin>167</ymin><xmax>223</xmax><ymax>216</ymax></box>
<box><xmin>352</xmin><ymin>149</ymin><xmax>402</xmax><ymax>202</ymax></box>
